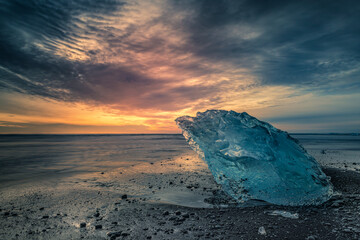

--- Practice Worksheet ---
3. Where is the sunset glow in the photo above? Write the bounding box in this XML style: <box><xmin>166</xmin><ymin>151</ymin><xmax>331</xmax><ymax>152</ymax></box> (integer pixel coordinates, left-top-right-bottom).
<box><xmin>1</xmin><ymin>0</ymin><xmax>359</xmax><ymax>133</ymax></box>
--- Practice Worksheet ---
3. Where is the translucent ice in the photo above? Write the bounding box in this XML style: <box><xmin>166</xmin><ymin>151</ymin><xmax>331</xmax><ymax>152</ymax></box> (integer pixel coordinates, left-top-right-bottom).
<box><xmin>268</xmin><ymin>210</ymin><xmax>299</xmax><ymax>219</ymax></box>
<box><xmin>258</xmin><ymin>226</ymin><xmax>266</xmax><ymax>235</ymax></box>
<box><xmin>175</xmin><ymin>110</ymin><xmax>333</xmax><ymax>206</ymax></box>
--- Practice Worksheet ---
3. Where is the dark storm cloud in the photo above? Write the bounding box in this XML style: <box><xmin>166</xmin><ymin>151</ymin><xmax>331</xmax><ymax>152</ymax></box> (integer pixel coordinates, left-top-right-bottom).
<box><xmin>0</xmin><ymin>0</ymin><xmax>359</xmax><ymax>111</ymax></box>
<box><xmin>0</xmin><ymin>0</ymin><xmax>124</xmax><ymax>101</ymax></box>
<box><xmin>174</xmin><ymin>0</ymin><xmax>360</xmax><ymax>88</ymax></box>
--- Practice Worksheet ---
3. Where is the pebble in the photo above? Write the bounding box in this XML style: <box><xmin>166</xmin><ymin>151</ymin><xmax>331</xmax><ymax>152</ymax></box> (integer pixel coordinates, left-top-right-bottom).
<box><xmin>258</xmin><ymin>226</ymin><xmax>266</xmax><ymax>235</ymax></box>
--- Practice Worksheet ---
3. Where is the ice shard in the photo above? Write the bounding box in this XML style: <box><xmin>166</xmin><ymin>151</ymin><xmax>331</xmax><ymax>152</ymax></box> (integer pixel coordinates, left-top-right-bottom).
<box><xmin>175</xmin><ymin>110</ymin><xmax>333</xmax><ymax>206</ymax></box>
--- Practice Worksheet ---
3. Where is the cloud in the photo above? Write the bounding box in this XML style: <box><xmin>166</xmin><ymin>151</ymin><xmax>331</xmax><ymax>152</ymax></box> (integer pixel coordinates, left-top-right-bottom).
<box><xmin>0</xmin><ymin>121</ymin><xmax>153</xmax><ymax>134</ymax></box>
<box><xmin>0</xmin><ymin>0</ymin><xmax>359</xmax><ymax>133</ymax></box>
<box><xmin>175</xmin><ymin>0</ymin><xmax>360</xmax><ymax>88</ymax></box>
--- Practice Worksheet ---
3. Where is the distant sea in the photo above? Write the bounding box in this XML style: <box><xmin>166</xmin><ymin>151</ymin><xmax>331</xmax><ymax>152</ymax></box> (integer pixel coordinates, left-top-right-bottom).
<box><xmin>0</xmin><ymin>134</ymin><xmax>359</xmax><ymax>187</ymax></box>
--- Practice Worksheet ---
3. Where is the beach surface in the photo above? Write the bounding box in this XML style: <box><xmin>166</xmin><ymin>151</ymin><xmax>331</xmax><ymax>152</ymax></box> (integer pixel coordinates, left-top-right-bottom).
<box><xmin>0</xmin><ymin>134</ymin><xmax>360</xmax><ymax>239</ymax></box>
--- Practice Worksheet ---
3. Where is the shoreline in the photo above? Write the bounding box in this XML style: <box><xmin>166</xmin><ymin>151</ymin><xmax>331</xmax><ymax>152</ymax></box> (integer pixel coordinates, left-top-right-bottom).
<box><xmin>1</xmin><ymin>152</ymin><xmax>360</xmax><ymax>239</ymax></box>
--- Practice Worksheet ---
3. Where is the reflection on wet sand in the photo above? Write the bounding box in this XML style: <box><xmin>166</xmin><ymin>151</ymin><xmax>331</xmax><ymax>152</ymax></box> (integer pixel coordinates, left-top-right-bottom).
<box><xmin>66</xmin><ymin>151</ymin><xmax>220</xmax><ymax>208</ymax></box>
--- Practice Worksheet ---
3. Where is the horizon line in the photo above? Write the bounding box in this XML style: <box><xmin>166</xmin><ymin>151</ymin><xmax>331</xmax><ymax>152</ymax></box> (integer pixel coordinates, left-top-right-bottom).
<box><xmin>0</xmin><ymin>133</ymin><xmax>358</xmax><ymax>136</ymax></box>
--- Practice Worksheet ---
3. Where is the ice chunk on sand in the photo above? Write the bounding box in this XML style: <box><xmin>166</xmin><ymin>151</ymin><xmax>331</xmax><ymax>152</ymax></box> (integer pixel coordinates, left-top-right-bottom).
<box><xmin>267</xmin><ymin>210</ymin><xmax>299</xmax><ymax>219</ymax></box>
<box><xmin>175</xmin><ymin>110</ymin><xmax>333</xmax><ymax>206</ymax></box>
<box><xmin>258</xmin><ymin>226</ymin><xmax>266</xmax><ymax>235</ymax></box>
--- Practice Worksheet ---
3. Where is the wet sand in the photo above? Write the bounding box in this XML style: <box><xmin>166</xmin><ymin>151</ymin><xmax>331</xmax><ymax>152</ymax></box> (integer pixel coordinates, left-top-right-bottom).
<box><xmin>1</xmin><ymin>150</ymin><xmax>360</xmax><ymax>239</ymax></box>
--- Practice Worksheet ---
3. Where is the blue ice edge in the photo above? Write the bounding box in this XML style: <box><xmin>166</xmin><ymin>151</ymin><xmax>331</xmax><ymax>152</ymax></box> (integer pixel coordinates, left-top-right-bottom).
<box><xmin>176</xmin><ymin>110</ymin><xmax>333</xmax><ymax>206</ymax></box>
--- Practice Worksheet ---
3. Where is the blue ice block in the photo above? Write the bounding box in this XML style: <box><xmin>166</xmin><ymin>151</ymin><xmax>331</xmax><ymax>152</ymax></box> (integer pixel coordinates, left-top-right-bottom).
<box><xmin>176</xmin><ymin>110</ymin><xmax>333</xmax><ymax>206</ymax></box>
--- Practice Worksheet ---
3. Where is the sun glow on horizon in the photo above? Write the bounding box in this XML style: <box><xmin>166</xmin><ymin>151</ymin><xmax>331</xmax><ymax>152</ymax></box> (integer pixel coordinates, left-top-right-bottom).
<box><xmin>1</xmin><ymin>89</ymin><xmax>359</xmax><ymax>134</ymax></box>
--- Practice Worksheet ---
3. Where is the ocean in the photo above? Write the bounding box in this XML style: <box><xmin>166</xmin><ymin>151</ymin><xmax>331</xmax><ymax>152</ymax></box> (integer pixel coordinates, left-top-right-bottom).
<box><xmin>0</xmin><ymin>134</ymin><xmax>359</xmax><ymax>187</ymax></box>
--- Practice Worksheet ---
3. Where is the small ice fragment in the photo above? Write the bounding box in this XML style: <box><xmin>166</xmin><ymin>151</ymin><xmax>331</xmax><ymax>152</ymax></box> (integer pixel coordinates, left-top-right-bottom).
<box><xmin>268</xmin><ymin>210</ymin><xmax>299</xmax><ymax>219</ymax></box>
<box><xmin>258</xmin><ymin>226</ymin><xmax>266</xmax><ymax>235</ymax></box>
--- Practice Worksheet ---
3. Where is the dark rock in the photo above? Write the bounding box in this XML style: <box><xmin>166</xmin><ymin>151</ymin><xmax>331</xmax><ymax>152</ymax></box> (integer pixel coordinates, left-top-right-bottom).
<box><xmin>177</xmin><ymin>217</ymin><xmax>186</xmax><ymax>222</ymax></box>
<box><xmin>107</xmin><ymin>231</ymin><xmax>122</xmax><ymax>237</ymax></box>
<box><xmin>80</xmin><ymin>222</ymin><xmax>86</xmax><ymax>228</ymax></box>
<box><xmin>331</xmin><ymin>202</ymin><xmax>340</xmax><ymax>208</ymax></box>
<box><xmin>95</xmin><ymin>224</ymin><xmax>102</xmax><ymax>230</ymax></box>
<box><xmin>121</xmin><ymin>194</ymin><xmax>128</xmax><ymax>199</ymax></box>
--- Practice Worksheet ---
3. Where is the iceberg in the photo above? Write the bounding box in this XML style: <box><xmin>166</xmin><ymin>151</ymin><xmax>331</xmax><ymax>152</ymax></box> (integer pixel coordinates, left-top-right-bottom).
<box><xmin>175</xmin><ymin>110</ymin><xmax>333</xmax><ymax>206</ymax></box>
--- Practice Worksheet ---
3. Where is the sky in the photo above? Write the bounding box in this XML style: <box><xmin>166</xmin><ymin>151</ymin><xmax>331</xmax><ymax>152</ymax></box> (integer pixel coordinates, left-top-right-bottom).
<box><xmin>0</xmin><ymin>0</ymin><xmax>359</xmax><ymax>134</ymax></box>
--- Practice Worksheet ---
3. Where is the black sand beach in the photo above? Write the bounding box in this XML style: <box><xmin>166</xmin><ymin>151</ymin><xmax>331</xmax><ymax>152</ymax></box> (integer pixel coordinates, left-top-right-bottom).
<box><xmin>1</xmin><ymin>135</ymin><xmax>360</xmax><ymax>239</ymax></box>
